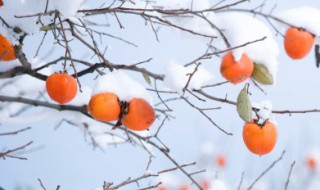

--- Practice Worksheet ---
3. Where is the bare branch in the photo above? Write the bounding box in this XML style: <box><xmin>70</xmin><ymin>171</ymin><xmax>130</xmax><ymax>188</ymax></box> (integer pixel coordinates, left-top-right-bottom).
<box><xmin>247</xmin><ymin>151</ymin><xmax>286</xmax><ymax>190</ymax></box>
<box><xmin>0</xmin><ymin>126</ymin><xmax>31</xmax><ymax>136</ymax></box>
<box><xmin>284</xmin><ymin>161</ymin><xmax>296</xmax><ymax>190</ymax></box>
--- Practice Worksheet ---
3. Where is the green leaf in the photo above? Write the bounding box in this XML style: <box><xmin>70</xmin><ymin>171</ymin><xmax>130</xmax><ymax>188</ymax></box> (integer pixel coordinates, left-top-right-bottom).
<box><xmin>143</xmin><ymin>73</ymin><xmax>152</xmax><ymax>86</ymax></box>
<box><xmin>252</xmin><ymin>63</ymin><xmax>274</xmax><ymax>85</ymax></box>
<box><xmin>237</xmin><ymin>84</ymin><xmax>252</xmax><ymax>122</ymax></box>
<box><xmin>40</xmin><ymin>25</ymin><xmax>52</xmax><ymax>31</ymax></box>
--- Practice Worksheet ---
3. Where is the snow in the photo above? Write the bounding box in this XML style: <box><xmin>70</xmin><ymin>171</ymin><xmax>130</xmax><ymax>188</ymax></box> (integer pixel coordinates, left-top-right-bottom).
<box><xmin>215</xmin><ymin>13</ymin><xmax>279</xmax><ymax>80</ymax></box>
<box><xmin>0</xmin><ymin>60</ymin><xmax>22</xmax><ymax>72</ymax></box>
<box><xmin>68</xmin><ymin>86</ymin><xmax>92</xmax><ymax>106</ymax></box>
<box><xmin>277</xmin><ymin>7</ymin><xmax>320</xmax><ymax>36</ymax></box>
<box><xmin>123</xmin><ymin>0</ymin><xmax>210</xmax><ymax>11</ymax></box>
<box><xmin>163</xmin><ymin>61</ymin><xmax>213</xmax><ymax>93</ymax></box>
<box><xmin>154</xmin><ymin>0</ymin><xmax>210</xmax><ymax>10</ymax></box>
<box><xmin>156</xmin><ymin>173</ymin><xmax>181</xmax><ymax>188</ymax></box>
<box><xmin>92</xmin><ymin>70</ymin><xmax>153</xmax><ymax>104</ymax></box>
<box><xmin>252</xmin><ymin>100</ymin><xmax>274</xmax><ymax>124</ymax></box>
<box><xmin>208</xmin><ymin>179</ymin><xmax>227</xmax><ymax>190</ymax></box>
<box><xmin>0</xmin><ymin>0</ymin><xmax>86</xmax><ymax>35</ymax></box>
<box><xmin>200</xmin><ymin>141</ymin><xmax>216</xmax><ymax>156</ymax></box>
<box><xmin>52</xmin><ymin>0</ymin><xmax>85</xmax><ymax>18</ymax></box>
<box><xmin>144</xmin><ymin>170</ymin><xmax>157</xmax><ymax>176</ymax></box>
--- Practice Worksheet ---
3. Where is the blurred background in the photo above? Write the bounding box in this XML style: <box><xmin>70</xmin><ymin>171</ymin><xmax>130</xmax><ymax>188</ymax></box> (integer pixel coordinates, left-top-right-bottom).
<box><xmin>1</xmin><ymin>0</ymin><xmax>320</xmax><ymax>189</ymax></box>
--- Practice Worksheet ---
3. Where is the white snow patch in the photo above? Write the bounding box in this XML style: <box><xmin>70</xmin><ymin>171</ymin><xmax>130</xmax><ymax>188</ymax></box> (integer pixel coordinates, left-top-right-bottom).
<box><xmin>92</xmin><ymin>70</ymin><xmax>153</xmax><ymax>104</ymax></box>
<box><xmin>0</xmin><ymin>60</ymin><xmax>21</xmax><ymax>72</ymax></box>
<box><xmin>200</xmin><ymin>141</ymin><xmax>216</xmax><ymax>156</ymax></box>
<box><xmin>144</xmin><ymin>170</ymin><xmax>157</xmax><ymax>176</ymax></box>
<box><xmin>0</xmin><ymin>0</ymin><xmax>50</xmax><ymax>34</ymax></box>
<box><xmin>252</xmin><ymin>100</ymin><xmax>273</xmax><ymax>125</ymax></box>
<box><xmin>163</xmin><ymin>61</ymin><xmax>213</xmax><ymax>93</ymax></box>
<box><xmin>277</xmin><ymin>7</ymin><xmax>320</xmax><ymax>36</ymax></box>
<box><xmin>0</xmin><ymin>0</ymin><xmax>86</xmax><ymax>35</ymax></box>
<box><xmin>209</xmin><ymin>179</ymin><xmax>227</xmax><ymax>190</ymax></box>
<box><xmin>215</xmin><ymin>13</ymin><xmax>279</xmax><ymax>80</ymax></box>
<box><xmin>69</xmin><ymin>86</ymin><xmax>92</xmax><ymax>106</ymax></box>
<box><xmin>52</xmin><ymin>0</ymin><xmax>85</xmax><ymax>18</ymax></box>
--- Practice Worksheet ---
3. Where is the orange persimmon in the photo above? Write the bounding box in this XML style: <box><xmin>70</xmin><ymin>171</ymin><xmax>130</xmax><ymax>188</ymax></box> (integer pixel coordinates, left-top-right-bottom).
<box><xmin>284</xmin><ymin>27</ymin><xmax>314</xmax><ymax>59</ymax></box>
<box><xmin>122</xmin><ymin>98</ymin><xmax>155</xmax><ymax>131</ymax></box>
<box><xmin>88</xmin><ymin>93</ymin><xmax>121</xmax><ymax>122</ymax></box>
<box><xmin>46</xmin><ymin>73</ymin><xmax>78</xmax><ymax>104</ymax></box>
<box><xmin>243</xmin><ymin>120</ymin><xmax>277</xmax><ymax>156</ymax></box>
<box><xmin>0</xmin><ymin>34</ymin><xmax>16</xmax><ymax>61</ymax></box>
<box><xmin>220</xmin><ymin>51</ymin><xmax>254</xmax><ymax>84</ymax></box>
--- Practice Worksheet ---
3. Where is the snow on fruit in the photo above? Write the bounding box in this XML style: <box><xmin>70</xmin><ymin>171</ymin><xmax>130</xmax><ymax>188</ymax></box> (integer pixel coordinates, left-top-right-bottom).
<box><xmin>220</xmin><ymin>51</ymin><xmax>254</xmax><ymax>84</ymax></box>
<box><xmin>89</xmin><ymin>71</ymin><xmax>155</xmax><ymax>131</ymax></box>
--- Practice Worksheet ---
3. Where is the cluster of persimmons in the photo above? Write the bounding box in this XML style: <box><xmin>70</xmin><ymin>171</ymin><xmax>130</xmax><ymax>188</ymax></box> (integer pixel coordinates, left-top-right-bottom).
<box><xmin>46</xmin><ymin>72</ymin><xmax>156</xmax><ymax>131</ymax></box>
<box><xmin>0</xmin><ymin>11</ymin><xmax>155</xmax><ymax>132</ymax></box>
<box><xmin>0</xmin><ymin>4</ymin><xmax>315</xmax><ymax>154</ymax></box>
<box><xmin>220</xmin><ymin>26</ymin><xmax>315</xmax><ymax>156</ymax></box>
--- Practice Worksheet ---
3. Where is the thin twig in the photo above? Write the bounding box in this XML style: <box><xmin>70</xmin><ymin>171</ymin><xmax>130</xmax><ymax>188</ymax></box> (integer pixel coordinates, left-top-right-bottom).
<box><xmin>247</xmin><ymin>151</ymin><xmax>286</xmax><ymax>190</ymax></box>
<box><xmin>284</xmin><ymin>161</ymin><xmax>296</xmax><ymax>190</ymax></box>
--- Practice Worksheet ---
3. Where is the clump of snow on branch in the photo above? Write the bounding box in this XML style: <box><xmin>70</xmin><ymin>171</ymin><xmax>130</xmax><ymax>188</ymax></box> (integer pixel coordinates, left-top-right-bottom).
<box><xmin>68</xmin><ymin>86</ymin><xmax>92</xmax><ymax>106</ymax></box>
<box><xmin>252</xmin><ymin>100</ymin><xmax>273</xmax><ymax>125</ymax></box>
<box><xmin>215</xmin><ymin>13</ymin><xmax>279</xmax><ymax>80</ymax></box>
<box><xmin>277</xmin><ymin>7</ymin><xmax>320</xmax><ymax>36</ymax></box>
<box><xmin>0</xmin><ymin>0</ymin><xmax>85</xmax><ymax>35</ymax></box>
<box><xmin>51</xmin><ymin>0</ymin><xmax>85</xmax><ymax>18</ymax></box>
<box><xmin>163</xmin><ymin>61</ymin><xmax>213</xmax><ymax>93</ymax></box>
<box><xmin>125</xmin><ymin>0</ymin><xmax>210</xmax><ymax>11</ymax></box>
<box><xmin>208</xmin><ymin>179</ymin><xmax>227</xmax><ymax>190</ymax></box>
<box><xmin>156</xmin><ymin>173</ymin><xmax>181</xmax><ymax>189</ymax></box>
<box><xmin>92</xmin><ymin>70</ymin><xmax>153</xmax><ymax>104</ymax></box>
<box><xmin>157</xmin><ymin>0</ymin><xmax>217</xmax><ymax>37</ymax></box>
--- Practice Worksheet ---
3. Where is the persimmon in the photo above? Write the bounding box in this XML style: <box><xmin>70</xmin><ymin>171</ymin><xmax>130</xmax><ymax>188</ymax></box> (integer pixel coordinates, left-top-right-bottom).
<box><xmin>0</xmin><ymin>0</ymin><xmax>3</xmax><ymax>7</ymax></box>
<box><xmin>306</xmin><ymin>156</ymin><xmax>317</xmax><ymax>171</ymax></box>
<box><xmin>242</xmin><ymin>120</ymin><xmax>277</xmax><ymax>156</ymax></box>
<box><xmin>284</xmin><ymin>27</ymin><xmax>314</xmax><ymax>59</ymax></box>
<box><xmin>220</xmin><ymin>51</ymin><xmax>254</xmax><ymax>84</ymax></box>
<box><xmin>157</xmin><ymin>185</ymin><xmax>167</xmax><ymax>190</ymax></box>
<box><xmin>88</xmin><ymin>93</ymin><xmax>120</xmax><ymax>122</ymax></box>
<box><xmin>46</xmin><ymin>73</ymin><xmax>78</xmax><ymax>104</ymax></box>
<box><xmin>215</xmin><ymin>154</ymin><xmax>227</xmax><ymax>168</ymax></box>
<box><xmin>201</xmin><ymin>180</ymin><xmax>210</xmax><ymax>190</ymax></box>
<box><xmin>121</xmin><ymin>98</ymin><xmax>155</xmax><ymax>131</ymax></box>
<box><xmin>0</xmin><ymin>34</ymin><xmax>16</xmax><ymax>61</ymax></box>
<box><xmin>179</xmin><ymin>184</ymin><xmax>190</xmax><ymax>190</ymax></box>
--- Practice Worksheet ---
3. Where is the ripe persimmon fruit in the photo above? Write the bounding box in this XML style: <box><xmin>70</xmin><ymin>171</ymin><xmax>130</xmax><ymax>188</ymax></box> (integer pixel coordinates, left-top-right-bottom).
<box><xmin>121</xmin><ymin>98</ymin><xmax>155</xmax><ymax>131</ymax></box>
<box><xmin>201</xmin><ymin>180</ymin><xmax>210</xmax><ymax>190</ymax></box>
<box><xmin>220</xmin><ymin>51</ymin><xmax>254</xmax><ymax>84</ymax></box>
<box><xmin>88</xmin><ymin>93</ymin><xmax>121</xmax><ymax>122</ymax></box>
<box><xmin>0</xmin><ymin>34</ymin><xmax>16</xmax><ymax>61</ymax></box>
<box><xmin>306</xmin><ymin>156</ymin><xmax>317</xmax><ymax>171</ymax></box>
<box><xmin>215</xmin><ymin>154</ymin><xmax>227</xmax><ymax>168</ymax></box>
<box><xmin>242</xmin><ymin>120</ymin><xmax>277</xmax><ymax>156</ymax></box>
<box><xmin>46</xmin><ymin>73</ymin><xmax>78</xmax><ymax>104</ymax></box>
<box><xmin>179</xmin><ymin>184</ymin><xmax>190</xmax><ymax>190</ymax></box>
<box><xmin>284</xmin><ymin>27</ymin><xmax>314</xmax><ymax>59</ymax></box>
<box><xmin>157</xmin><ymin>185</ymin><xmax>167</xmax><ymax>190</ymax></box>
